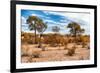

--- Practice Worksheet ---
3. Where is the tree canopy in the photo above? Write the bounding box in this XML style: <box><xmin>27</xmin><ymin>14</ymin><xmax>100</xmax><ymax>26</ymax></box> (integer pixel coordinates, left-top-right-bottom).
<box><xmin>67</xmin><ymin>22</ymin><xmax>85</xmax><ymax>36</ymax></box>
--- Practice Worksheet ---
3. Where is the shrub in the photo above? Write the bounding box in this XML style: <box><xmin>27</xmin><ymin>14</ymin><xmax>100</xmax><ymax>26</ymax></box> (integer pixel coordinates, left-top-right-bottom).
<box><xmin>64</xmin><ymin>46</ymin><xmax>68</xmax><ymax>50</ymax></box>
<box><xmin>28</xmin><ymin>51</ymin><xmax>41</xmax><ymax>62</ymax></box>
<box><xmin>79</xmin><ymin>56</ymin><xmax>84</xmax><ymax>60</ymax></box>
<box><xmin>79</xmin><ymin>35</ymin><xmax>90</xmax><ymax>48</ymax></box>
<box><xmin>21</xmin><ymin>46</ymin><xmax>29</xmax><ymax>57</ymax></box>
<box><xmin>66</xmin><ymin>46</ymin><xmax>76</xmax><ymax>56</ymax></box>
<box><xmin>67</xmin><ymin>49</ymin><xmax>75</xmax><ymax>56</ymax></box>
<box><xmin>41</xmin><ymin>46</ymin><xmax>46</xmax><ymax>51</ymax></box>
<box><xmin>32</xmin><ymin>51</ymin><xmax>41</xmax><ymax>58</ymax></box>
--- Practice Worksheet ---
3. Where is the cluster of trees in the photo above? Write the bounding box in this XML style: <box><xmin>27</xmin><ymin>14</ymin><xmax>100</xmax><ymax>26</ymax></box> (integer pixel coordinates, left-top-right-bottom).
<box><xmin>22</xmin><ymin>15</ymin><xmax>89</xmax><ymax>50</ymax></box>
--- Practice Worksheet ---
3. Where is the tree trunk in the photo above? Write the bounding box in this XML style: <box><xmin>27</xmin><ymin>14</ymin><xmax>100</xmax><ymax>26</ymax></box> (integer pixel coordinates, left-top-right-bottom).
<box><xmin>38</xmin><ymin>34</ymin><xmax>42</xmax><ymax>48</ymax></box>
<box><xmin>34</xmin><ymin>28</ymin><xmax>37</xmax><ymax>44</ymax></box>
<box><xmin>74</xmin><ymin>30</ymin><xmax>76</xmax><ymax>49</ymax></box>
<box><xmin>75</xmin><ymin>31</ymin><xmax>76</xmax><ymax>43</ymax></box>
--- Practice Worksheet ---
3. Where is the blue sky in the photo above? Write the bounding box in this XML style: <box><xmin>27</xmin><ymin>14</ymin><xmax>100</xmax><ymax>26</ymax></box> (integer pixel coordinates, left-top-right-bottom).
<box><xmin>21</xmin><ymin>9</ymin><xmax>90</xmax><ymax>35</ymax></box>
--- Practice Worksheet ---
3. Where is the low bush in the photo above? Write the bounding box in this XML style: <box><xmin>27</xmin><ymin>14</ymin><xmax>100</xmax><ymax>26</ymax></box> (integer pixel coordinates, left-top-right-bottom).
<box><xmin>32</xmin><ymin>51</ymin><xmax>41</xmax><ymax>58</ymax></box>
<box><xmin>66</xmin><ymin>46</ymin><xmax>76</xmax><ymax>56</ymax></box>
<box><xmin>67</xmin><ymin>49</ymin><xmax>75</xmax><ymax>56</ymax></box>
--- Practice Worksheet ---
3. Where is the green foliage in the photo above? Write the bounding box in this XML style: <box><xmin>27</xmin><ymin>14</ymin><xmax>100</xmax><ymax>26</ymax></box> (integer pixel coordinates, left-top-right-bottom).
<box><xmin>27</xmin><ymin>16</ymin><xmax>39</xmax><ymax>44</ymax></box>
<box><xmin>27</xmin><ymin>16</ymin><xmax>47</xmax><ymax>48</ymax></box>
<box><xmin>67</xmin><ymin>22</ymin><xmax>85</xmax><ymax>36</ymax></box>
<box><xmin>27</xmin><ymin>16</ymin><xmax>47</xmax><ymax>33</ymax></box>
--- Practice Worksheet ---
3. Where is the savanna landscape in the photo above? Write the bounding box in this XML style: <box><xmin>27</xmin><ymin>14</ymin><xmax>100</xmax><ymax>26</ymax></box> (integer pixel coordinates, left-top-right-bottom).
<box><xmin>21</xmin><ymin>10</ymin><xmax>90</xmax><ymax>63</ymax></box>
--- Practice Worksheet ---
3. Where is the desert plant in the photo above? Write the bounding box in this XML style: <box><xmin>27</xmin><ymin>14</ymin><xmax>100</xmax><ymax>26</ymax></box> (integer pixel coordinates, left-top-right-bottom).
<box><xmin>79</xmin><ymin>56</ymin><xmax>84</xmax><ymax>60</ymax></box>
<box><xmin>66</xmin><ymin>46</ymin><xmax>76</xmax><ymax>56</ymax></box>
<box><xmin>67</xmin><ymin>22</ymin><xmax>85</xmax><ymax>49</ymax></box>
<box><xmin>80</xmin><ymin>35</ymin><xmax>89</xmax><ymax>48</ymax></box>
<box><xmin>30</xmin><ymin>51</ymin><xmax>41</xmax><ymax>59</ymax></box>
<box><xmin>64</xmin><ymin>45</ymin><xmax>68</xmax><ymax>50</ymax></box>
<box><xmin>27</xmin><ymin>16</ymin><xmax>41</xmax><ymax>44</ymax></box>
<box><xmin>67</xmin><ymin>22</ymin><xmax>85</xmax><ymax>42</ymax></box>
<box><xmin>27</xmin><ymin>16</ymin><xmax>47</xmax><ymax>49</ymax></box>
<box><xmin>21</xmin><ymin>52</ymin><xmax>29</xmax><ymax>57</ymax></box>
<box><xmin>67</xmin><ymin>49</ymin><xmax>75</xmax><ymax>56</ymax></box>
<box><xmin>21</xmin><ymin>46</ymin><xmax>29</xmax><ymax>57</ymax></box>
<box><xmin>21</xmin><ymin>32</ymin><xmax>38</xmax><ymax>44</ymax></box>
<box><xmin>87</xmin><ymin>45</ymin><xmax>90</xmax><ymax>49</ymax></box>
<box><xmin>35</xmin><ymin>19</ymin><xmax>47</xmax><ymax>48</ymax></box>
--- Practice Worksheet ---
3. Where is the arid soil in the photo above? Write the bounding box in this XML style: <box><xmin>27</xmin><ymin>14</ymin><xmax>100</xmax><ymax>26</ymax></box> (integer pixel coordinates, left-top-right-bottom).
<box><xmin>21</xmin><ymin>43</ymin><xmax>90</xmax><ymax>63</ymax></box>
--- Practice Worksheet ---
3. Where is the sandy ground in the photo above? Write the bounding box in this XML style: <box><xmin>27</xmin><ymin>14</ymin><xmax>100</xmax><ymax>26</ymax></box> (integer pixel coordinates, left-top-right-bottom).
<box><xmin>21</xmin><ymin>43</ymin><xmax>90</xmax><ymax>63</ymax></box>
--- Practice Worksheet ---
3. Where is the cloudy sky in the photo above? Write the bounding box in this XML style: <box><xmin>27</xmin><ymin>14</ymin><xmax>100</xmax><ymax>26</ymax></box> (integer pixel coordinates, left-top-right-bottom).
<box><xmin>21</xmin><ymin>9</ymin><xmax>90</xmax><ymax>35</ymax></box>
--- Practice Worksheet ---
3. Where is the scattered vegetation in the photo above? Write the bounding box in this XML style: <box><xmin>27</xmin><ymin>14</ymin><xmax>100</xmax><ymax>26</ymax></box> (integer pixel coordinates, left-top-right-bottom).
<box><xmin>21</xmin><ymin>16</ymin><xmax>90</xmax><ymax>63</ymax></box>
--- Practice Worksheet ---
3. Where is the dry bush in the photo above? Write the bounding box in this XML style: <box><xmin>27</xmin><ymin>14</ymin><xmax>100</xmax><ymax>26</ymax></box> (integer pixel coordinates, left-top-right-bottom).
<box><xmin>59</xmin><ymin>37</ymin><xmax>68</xmax><ymax>46</ymax></box>
<box><xmin>21</xmin><ymin>47</ymin><xmax>41</xmax><ymax>62</ymax></box>
<box><xmin>65</xmin><ymin>46</ymin><xmax>76</xmax><ymax>56</ymax></box>
<box><xmin>66</xmin><ymin>36</ymin><xmax>75</xmax><ymax>43</ymax></box>
<box><xmin>21</xmin><ymin>46</ymin><xmax>29</xmax><ymax>57</ymax></box>
<box><xmin>67</xmin><ymin>49</ymin><xmax>75</xmax><ymax>56</ymax></box>
<box><xmin>21</xmin><ymin>47</ymin><xmax>33</xmax><ymax>57</ymax></box>
<box><xmin>80</xmin><ymin>35</ymin><xmax>90</xmax><ymax>48</ymax></box>
<box><xmin>73</xmin><ymin>35</ymin><xmax>90</xmax><ymax>48</ymax></box>
<box><xmin>21</xmin><ymin>32</ymin><xmax>41</xmax><ymax>44</ymax></box>
<box><xmin>43</xmin><ymin>34</ymin><xmax>69</xmax><ymax>47</ymax></box>
<box><xmin>64</xmin><ymin>46</ymin><xmax>68</xmax><ymax>50</ymax></box>
<box><xmin>28</xmin><ymin>51</ymin><xmax>41</xmax><ymax>62</ymax></box>
<box><xmin>43</xmin><ymin>34</ymin><xmax>58</xmax><ymax>47</ymax></box>
<box><xmin>79</xmin><ymin>56</ymin><xmax>84</xmax><ymax>60</ymax></box>
<box><xmin>21</xmin><ymin>32</ymin><xmax>35</xmax><ymax>44</ymax></box>
<box><xmin>21</xmin><ymin>45</ymin><xmax>41</xmax><ymax>57</ymax></box>
<box><xmin>41</xmin><ymin>46</ymin><xmax>46</xmax><ymax>51</ymax></box>
<box><xmin>31</xmin><ymin>51</ymin><xmax>41</xmax><ymax>58</ymax></box>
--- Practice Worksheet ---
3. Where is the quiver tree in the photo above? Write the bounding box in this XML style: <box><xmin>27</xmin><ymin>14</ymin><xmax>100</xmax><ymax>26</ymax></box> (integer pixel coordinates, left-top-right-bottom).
<box><xmin>35</xmin><ymin>18</ymin><xmax>47</xmax><ymax>48</ymax></box>
<box><xmin>67</xmin><ymin>22</ymin><xmax>85</xmax><ymax>55</ymax></box>
<box><xmin>67</xmin><ymin>22</ymin><xmax>85</xmax><ymax>43</ymax></box>
<box><xmin>27</xmin><ymin>16</ymin><xmax>47</xmax><ymax>49</ymax></box>
<box><xmin>27</xmin><ymin>16</ymin><xmax>39</xmax><ymax>44</ymax></box>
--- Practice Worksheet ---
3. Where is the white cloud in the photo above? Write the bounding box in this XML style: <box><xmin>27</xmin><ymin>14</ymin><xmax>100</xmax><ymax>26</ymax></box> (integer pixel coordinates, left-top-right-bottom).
<box><xmin>44</xmin><ymin>19</ymin><xmax>57</xmax><ymax>24</ymax></box>
<box><xmin>42</xmin><ymin>11</ymin><xmax>61</xmax><ymax>16</ymax></box>
<box><xmin>31</xmin><ymin>14</ymin><xmax>43</xmax><ymax>18</ymax></box>
<box><xmin>43</xmin><ymin>11</ymin><xmax>90</xmax><ymax>24</ymax></box>
<box><xmin>64</xmin><ymin>13</ymin><xmax>90</xmax><ymax>25</ymax></box>
<box><xmin>31</xmin><ymin>13</ymin><xmax>51</xmax><ymax>20</ymax></box>
<box><xmin>22</xmin><ymin>10</ymin><xmax>90</xmax><ymax>35</ymax></box>
<box><xmin>42</xmin><ymin>11</ymin><xmax>90</xmax><ymax>26</ymax></box>
<box><xmin>21</xmin><ymin>16</ymin><xmax>26</xmax><ymax>24</ymax></box>
<box><xmin>59</xmin><ymin>19</ymin><xmax>68</xmax><ymax>23</ymax></box>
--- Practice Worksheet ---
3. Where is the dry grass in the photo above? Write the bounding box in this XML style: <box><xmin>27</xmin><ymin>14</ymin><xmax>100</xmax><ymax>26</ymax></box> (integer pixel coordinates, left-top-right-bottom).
<box><xmin>21</xmin><ymin>43</ymin><xmax>90</xmax><ymax>63</ymax></box>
